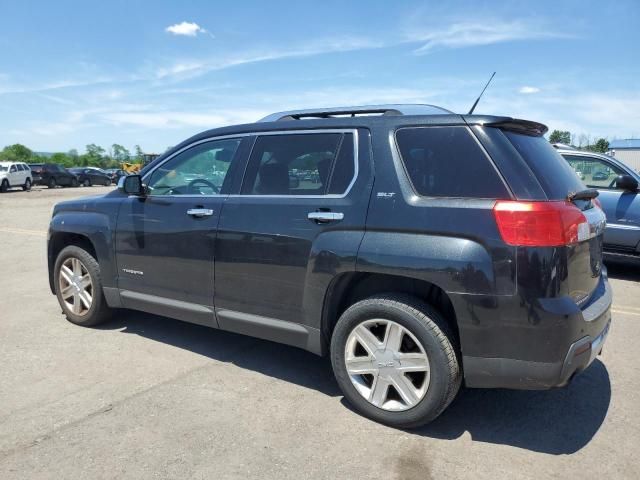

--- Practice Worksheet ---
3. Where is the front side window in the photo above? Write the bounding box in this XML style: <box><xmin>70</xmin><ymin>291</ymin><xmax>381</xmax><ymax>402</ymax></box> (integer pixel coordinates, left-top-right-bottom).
<box><xmin>10</xmin><ymin>165</ymin><xmax>17</xmax><ymax>173</ymax></box>
<box><xmin>146</xmin><ymin>138</ymin><xmax>241</xmax><ymax>196</ymax></box>
<box><xmin>563</xmin><ymin>155</ymin><xmax>626</xmax><ymax>189</ymax></box>
<box><xmin>241</xmin><ymin>132</ymin><xmax>355</xmax><ymax>195</ymax></box>
<box><xmin>396</xmin><ymin>126</ymin><xmax>509</xmax><ymax>198</ymax></box>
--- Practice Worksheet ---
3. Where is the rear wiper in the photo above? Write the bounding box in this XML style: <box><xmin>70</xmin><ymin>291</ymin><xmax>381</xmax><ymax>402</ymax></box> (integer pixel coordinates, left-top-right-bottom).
<box><xmin>567</xmin><ymin>188</ymin><xmax>599</xmax><ymax>202</ymax></box>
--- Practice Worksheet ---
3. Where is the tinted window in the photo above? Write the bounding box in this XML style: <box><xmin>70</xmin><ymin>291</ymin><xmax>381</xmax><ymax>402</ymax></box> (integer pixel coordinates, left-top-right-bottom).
<box><xmin>242</xmin><ymin>133</ymin><xmax>354</xmax><ymax>195</ymax></box>
<box><xmin>16</xmin><ymin>164</ymin><xmax>24</xmax><ymax>171</ymax></box>
<box><xmin>563</xmin><ymin>155</ymin><xmax>625</xmax><ymax>189</ymax></box>
<box><xmin>147</xmin><ymin>138</ymin><xmax>241</xmax><ymax>196</ymax></box>
<box><xmin>396</xmin><ymin>126</ymin><xmax>509</xmax><ymax>198</ymax></box>
<box><xmin>504</xmin><ymin>131</ymin><xmax>584</xmax><ymax>200</ymax></box>
<box><xmin>10</xmin><ymin>165</ymin><xmax>17</xmax><ymax>173</ymax></box>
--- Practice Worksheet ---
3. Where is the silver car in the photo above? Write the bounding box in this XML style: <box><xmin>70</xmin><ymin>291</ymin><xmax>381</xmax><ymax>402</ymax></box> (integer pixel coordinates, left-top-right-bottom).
<box><xmin>557</xmin><ymin>148</ymin><xmax>640</xmax><ymax>258</ymax></box>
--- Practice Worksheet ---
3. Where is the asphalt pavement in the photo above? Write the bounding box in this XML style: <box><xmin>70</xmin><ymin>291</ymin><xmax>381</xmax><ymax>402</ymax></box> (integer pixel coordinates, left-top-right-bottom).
<box><xmin>1</xmin><ymin>186</ymin><xmax>638</xmax><ymax>479</ymax></box>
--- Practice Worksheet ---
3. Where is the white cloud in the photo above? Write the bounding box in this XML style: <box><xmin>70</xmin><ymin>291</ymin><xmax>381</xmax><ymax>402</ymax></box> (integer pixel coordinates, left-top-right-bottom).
<box><xmin>410</xmin><ymin>20</ymin><xmax>572</xmax><ymax>55</ymax></box>
<box><xmin>101</xmin><ymin>110</ymin><xmax>265</xmax><ymax>129</ymax></box>
<box><xmin>519</xmin><ymin>86</ymin><xmax>540</xmax><ymax>94</ymax></box>
<box><xmin>165</xmin><ymin>21</ymin><xmax>210</xmax><ymax>37</ymax></box>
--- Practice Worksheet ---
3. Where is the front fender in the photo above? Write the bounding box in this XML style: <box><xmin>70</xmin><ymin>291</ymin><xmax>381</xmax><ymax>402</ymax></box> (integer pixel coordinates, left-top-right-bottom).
<box><xmin>48</xmin><ymin>210</ymin><xmax>116</xmax><ymax>292</ymax></box>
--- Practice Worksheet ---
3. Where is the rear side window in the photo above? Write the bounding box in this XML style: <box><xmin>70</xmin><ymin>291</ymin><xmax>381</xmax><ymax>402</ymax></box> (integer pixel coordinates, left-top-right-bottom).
<box><xmin>395</xmin><ymin>126</ymin><xmax>509</xmax><ymax>198</ymax></box>
<box><xmin>241</xmin><ymin>132</ymin><xmax>355</xmax><ymax>195</ymax></box>
<box><xmin>16</xmin><ymin>164</ymin><xmax>24</xmax><ymax>171</ymax></box>
<box><xmin>504</xmin><ymin>131</ymin><xmax>584</xmax><ymax>200</ymax></box>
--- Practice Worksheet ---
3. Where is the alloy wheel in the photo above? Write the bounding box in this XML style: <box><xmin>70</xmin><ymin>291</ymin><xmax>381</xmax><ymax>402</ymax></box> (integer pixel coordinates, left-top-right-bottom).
<box><xmin>344</xmin><ymin>319</ymin><xmax>430</xmax><ymax>411</ymax></box>
<box><xmin>58</xmin><ymin>257</ymin><xmax>93</xmax><ymax>316</ymax></box>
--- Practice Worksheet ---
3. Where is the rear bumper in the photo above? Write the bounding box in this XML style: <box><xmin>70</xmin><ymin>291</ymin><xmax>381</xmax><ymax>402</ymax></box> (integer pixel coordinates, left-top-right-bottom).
<box><xmin>461</xmin><ymin>276</ymin><xmax>612</xmax><ymax>390</ymax></box>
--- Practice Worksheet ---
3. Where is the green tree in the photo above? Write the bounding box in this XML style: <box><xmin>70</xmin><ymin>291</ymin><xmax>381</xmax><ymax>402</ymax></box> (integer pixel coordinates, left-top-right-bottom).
<box><xmin>548</xmin><ymin>130</ymin><xmax>571</xmax><ymax>145</ymax></box>
<box><xmin>111</xmin><ymin>144</ymin><xmax>131</xmax><ymax>162</ymax></box>
<box><xmin>133</xmin><ymin>145</ymin><xmax>144</xmax><ymax>163</ymax></box>
<box><xmin>50</xmin><ymin>152</ymin><xmax>74</xmax><ymax>168</ymax></box>
<box><xmin>0</xmin><ymin>143</ymin><xmax>33</xmax><ymax>161</ymax></box>
<box><xmin>84</xmin><ymin>144</ymin><xmax>106</xmax><ymax>167</ymax></box>
<box><xmin>592</xmin><ymin>138</ymin><xmax>609</xmax><ymax>153</ymax></box>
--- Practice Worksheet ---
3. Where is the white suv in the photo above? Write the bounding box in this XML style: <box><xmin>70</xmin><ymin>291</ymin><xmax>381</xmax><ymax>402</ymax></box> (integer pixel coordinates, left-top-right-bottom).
<box><xmin>0</xmin><ymin>162</ymin><xmax>33</xmax><ymax>192</ymax></box>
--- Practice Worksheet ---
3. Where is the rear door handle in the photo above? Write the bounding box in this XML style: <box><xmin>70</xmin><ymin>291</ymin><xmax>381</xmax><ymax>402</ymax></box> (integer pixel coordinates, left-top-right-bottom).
<box><xmin>187</xmin><ymin>208</ymin><xmax>215</xmax><ymax>218</ymax></box>
<box><xmin>308</xmin><ymin>211</ymin><xmax>344</xmax><ymax>223</ymax></box>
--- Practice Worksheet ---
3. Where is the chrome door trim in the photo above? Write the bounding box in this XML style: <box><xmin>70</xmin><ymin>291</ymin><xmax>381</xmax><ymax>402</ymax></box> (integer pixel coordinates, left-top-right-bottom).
<box><xmin>142</xmin><ymin>129</ymin><xmax>359</xmax><ymax>200</ymax></box>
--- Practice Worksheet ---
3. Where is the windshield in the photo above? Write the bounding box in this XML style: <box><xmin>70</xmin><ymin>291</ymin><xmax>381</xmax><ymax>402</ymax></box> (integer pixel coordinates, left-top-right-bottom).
<box><xmin>504</xmin><ymin>131</ymin><xmax>586</xmax><ymax>200</ymax></box>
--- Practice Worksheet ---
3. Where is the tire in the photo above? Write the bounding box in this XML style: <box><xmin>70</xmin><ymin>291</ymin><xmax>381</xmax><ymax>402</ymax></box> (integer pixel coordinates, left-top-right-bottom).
<box><xmin>54</xmin><ymin>245</ymin><xmax>112</xmax><ymax>327</ymax></box>
<box><xmin>82</xmin><ymin>179</ymin><xmax>90</xmax><ymax>187</ymax></box>
<box><xmin>22</xmin><ymin>178</ymin><xmax>32</xmax><ymax>191</ymax></box>
<box><xmin>0</xmin><ymin>179</ymin><xmax>8</xmax><ymax>193</ymax></box>
<box><xmin>48</xmin><ymin>177</ymin><xmax>56</xmax><ymax>189</ymax></box>
<box><xmin>104</xmin><ymin>178</ymin><xmax>111</xmax><ymax>186</ymax></box>
<box><xmin>330</xmin><ymin>294</ymin><xmax>461</xmax><ymax>428</ymax></box>
<box><xmin>71</xmin><ymin>178</ymin><xmax>79</xmax><ymax>188</ymax></box>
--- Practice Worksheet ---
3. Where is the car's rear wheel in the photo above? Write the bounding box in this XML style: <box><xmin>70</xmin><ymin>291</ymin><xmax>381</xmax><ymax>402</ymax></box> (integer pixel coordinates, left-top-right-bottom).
<box><xmin>330</xmin><ymin>294</ymin><xmax>461</xmax><ymax>428</ymax></box>
<box><xmin>48</xmin><ymin>177</ymin><xmax>56</xmax><ymax>189</ymax></box>
<box><xmin>22</xmin><ymin>178</ymin><xmax>31</xmax><ymax>191</ymax></box>
<box><xmin>103</xmin><ymin>178</ymin><xmax>111</xmax><ymax>186</ymax></box>
<box><xmin>71</xmin><ymin>178</ymin><xmax>79</xmax><ymax>187</ymax></box>
<box><xmin>0</xmin><ymin>179</ymin><xmax>8</xmax><ymax>193</ymax></box>
<box><xmin>83</xmin><ymin>179</ymin><xmax>90</xmax><ymax>187</ymax></box>
<box><xmin>54</xmin><ymin>245</ymin><xmax>112</xmax><ymax>326</ymax></box>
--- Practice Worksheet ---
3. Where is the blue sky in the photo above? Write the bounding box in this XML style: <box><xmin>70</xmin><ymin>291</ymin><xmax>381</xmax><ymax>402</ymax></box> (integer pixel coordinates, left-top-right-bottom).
<box><xmin>0</xmin><ymin>0</ymin><xmax>638</xmax><ymax>153</ymax></box>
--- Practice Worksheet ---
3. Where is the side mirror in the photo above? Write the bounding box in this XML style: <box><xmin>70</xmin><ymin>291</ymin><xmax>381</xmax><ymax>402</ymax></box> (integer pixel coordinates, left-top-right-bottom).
<box><xmin>615</xmin><ymin>174</ymin><xmax>639</xmax><ymax>192</ymax></box>
<box><xmin>118</xmin><ymin>174</ymin><xmax>146</xmax><ymax>196</ymax></box>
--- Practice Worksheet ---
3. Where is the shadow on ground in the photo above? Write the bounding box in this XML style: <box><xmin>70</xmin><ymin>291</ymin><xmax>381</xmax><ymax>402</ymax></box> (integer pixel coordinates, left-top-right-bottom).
<box><xmin>103</xmin><ymin>309</ymin><xmax>611</xmax><ymax>456</ymax></box>
<box><xmin>605</xmin><ymin>257</ymin><xmax>640</xmax><ymax>281</ymax></box>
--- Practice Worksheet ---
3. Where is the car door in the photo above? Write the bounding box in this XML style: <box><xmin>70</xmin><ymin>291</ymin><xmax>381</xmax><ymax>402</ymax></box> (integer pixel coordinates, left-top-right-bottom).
<box><xmin>214</xmin><ymin>129</ymin><xmax>371</xmax><ymax>345</ymax></box>
<box><xmin>565</xmin><ymin>154</ymin><xmax>640</xmax><ymax>250</ymax></box>
<box><xmin>8</xmin><ymin>164</ymin><xmax>19</xmax><ymax>185</ymax></box>
<box><xmin>115</xmin><ymin>136</ymin><xmax>249</xmax><ymax>326</ymax></box>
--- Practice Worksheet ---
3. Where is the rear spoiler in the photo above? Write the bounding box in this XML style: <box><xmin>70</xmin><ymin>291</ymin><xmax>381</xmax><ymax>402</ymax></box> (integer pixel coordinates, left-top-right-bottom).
<box><xmin>463</xmin><ymin>116</ymin><xmax>548</xmax><ymax>137</ymax></box>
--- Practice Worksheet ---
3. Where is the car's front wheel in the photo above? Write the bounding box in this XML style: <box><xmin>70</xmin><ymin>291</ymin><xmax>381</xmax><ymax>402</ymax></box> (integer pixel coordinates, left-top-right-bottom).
<box><xmin>330</xmin><ymin>294</ymin><xmax>461</xmax><ymax>428</ymax></box>
<box><xmin>23</xmin><ymin>178</ymin><xmax>31</xmax><ymax>191</ymax></box>
<box><xmin>54</xmin><ymin>245</ymin><xmax>112</xmax><ymax>326</ymax></box>
<box><xmin>0</xmin><ymin>179</ymin><xmax>8</xmax><ymax>193</ymax></box>
<box><xmin>48</xmin><ymin>177</ymin><xmax>56</xmax><ymax>189</ymax></box>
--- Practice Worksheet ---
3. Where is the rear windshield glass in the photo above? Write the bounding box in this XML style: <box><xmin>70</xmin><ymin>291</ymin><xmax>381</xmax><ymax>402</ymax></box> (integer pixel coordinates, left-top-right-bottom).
<box><xmin>504</xmin><ymin>131</ymin><xmax>585</xmax><ymax>200</ymax></box>
<box><xmin>396</xmin><ymin>126</ymin><xmax>509</xmax><ymax>199</ymax></box>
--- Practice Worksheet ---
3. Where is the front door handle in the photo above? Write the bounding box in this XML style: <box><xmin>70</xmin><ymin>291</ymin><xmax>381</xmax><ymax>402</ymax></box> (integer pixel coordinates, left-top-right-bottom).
<box><xmin>308</xmin><ymin>211</ymin><xmax>344</xmax><ymax>223</ymax></box>
<box><xmin>187</xmin><ymin>208</ymin><xmax>215</xmax><ymax>218</ymax></box>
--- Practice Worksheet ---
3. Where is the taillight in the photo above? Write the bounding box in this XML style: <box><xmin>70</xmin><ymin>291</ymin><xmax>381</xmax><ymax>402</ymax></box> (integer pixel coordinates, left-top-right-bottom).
<box><xmin>493</xmin><ymin>201</ymin><xmax>589</xmax><ymax>246</ymax></box>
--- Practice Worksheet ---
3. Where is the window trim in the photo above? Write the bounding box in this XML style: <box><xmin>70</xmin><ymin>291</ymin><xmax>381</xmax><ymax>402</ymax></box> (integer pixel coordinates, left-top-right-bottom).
<box><xmin>142</xmin><ymin>129</ymin><xmax>359</xmax><ymax>199</ymax></box>
<box><xmin>392</xmin><ymin>125</ymin><xmax>512</xmax><ymax>200</ymax></box>
<box><xmin>234</xmin><ymin>128</ymin><xmax>359</xmax><ymax>199</ymax></box>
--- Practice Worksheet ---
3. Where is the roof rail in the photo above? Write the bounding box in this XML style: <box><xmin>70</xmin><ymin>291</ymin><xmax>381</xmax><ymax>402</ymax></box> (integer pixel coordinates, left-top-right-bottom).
<box><xmin>257</xmin><ymin>104</ymin><xmax>453</xmax><ymax>122</ymax></box>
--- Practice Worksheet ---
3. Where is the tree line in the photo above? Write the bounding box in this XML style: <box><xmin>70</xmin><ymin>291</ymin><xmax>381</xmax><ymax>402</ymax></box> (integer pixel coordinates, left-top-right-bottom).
<box><xmin>548</xmin><ymin>130</ymin><xmax>610</xmax><ymax>153</ymax></box>
<box><xmin>0</xmin><ymin>143</ymin><xmax>150</xmax><ymax>169</ymax></box>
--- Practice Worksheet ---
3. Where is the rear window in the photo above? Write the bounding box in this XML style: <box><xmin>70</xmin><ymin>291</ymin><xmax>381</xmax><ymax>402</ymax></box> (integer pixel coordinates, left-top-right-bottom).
<box><xmin>395</xmin><ymin>126</ymin><xmax>509</xmax><ymax>198</ymax></box>
<box><xmin>504</xmin><ymin>131</ymin><xmax>585</xmax><ymax>200</ymax></box>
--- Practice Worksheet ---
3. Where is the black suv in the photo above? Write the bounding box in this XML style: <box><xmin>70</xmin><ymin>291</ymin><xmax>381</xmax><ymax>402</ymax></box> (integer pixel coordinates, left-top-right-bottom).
<box><xmin>31</xmin><ymin>163</ymin><xmax>79</xmax><ymax>188</ymax></box>
<box><xmin>47</xmin><ymin>105</ymin><xmax>611</xmax><ymax>427</ymax></box>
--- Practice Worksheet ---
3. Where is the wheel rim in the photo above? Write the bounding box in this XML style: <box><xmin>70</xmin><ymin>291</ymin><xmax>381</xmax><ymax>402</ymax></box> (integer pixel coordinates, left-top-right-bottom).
<box><xmin>58</xmin><ymin>257</ymin><xmax>93</xmax><ymax>316</ymax></box>
<box><xmin>344</xmin><ymin>319</ymin><xmax>430</xmax><ymax>412</ymax></box>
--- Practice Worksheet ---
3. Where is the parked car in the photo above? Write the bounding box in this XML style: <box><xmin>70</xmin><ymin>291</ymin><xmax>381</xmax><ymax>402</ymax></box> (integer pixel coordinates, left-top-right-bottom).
<box><xmin>68</xmin><ymin>167</ymin><xmax>112</xmax><ymax>187</ymax></box>
<box><xmin>104</xmin><ymin>168</ymin><xmax>127</xmax><ymax>184</ymax></box>
<box><xmin>559</xmin><ymin>148</ymin><xmax>640</xmax><ymax>258</ymax></box>
<box><xmin>48</xmin><ymin>104</ymin><xmax>610</xmax><ymax>428</ymax></box>
<box><xmin>0</xmin><ymin>161</ymin><xmax>32</xmax><ymax>192</ymax></box>
<box><xmin>30</xmin><ymin>163</ymin><xmax>79</xmax><ymax>188</ymax></box>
